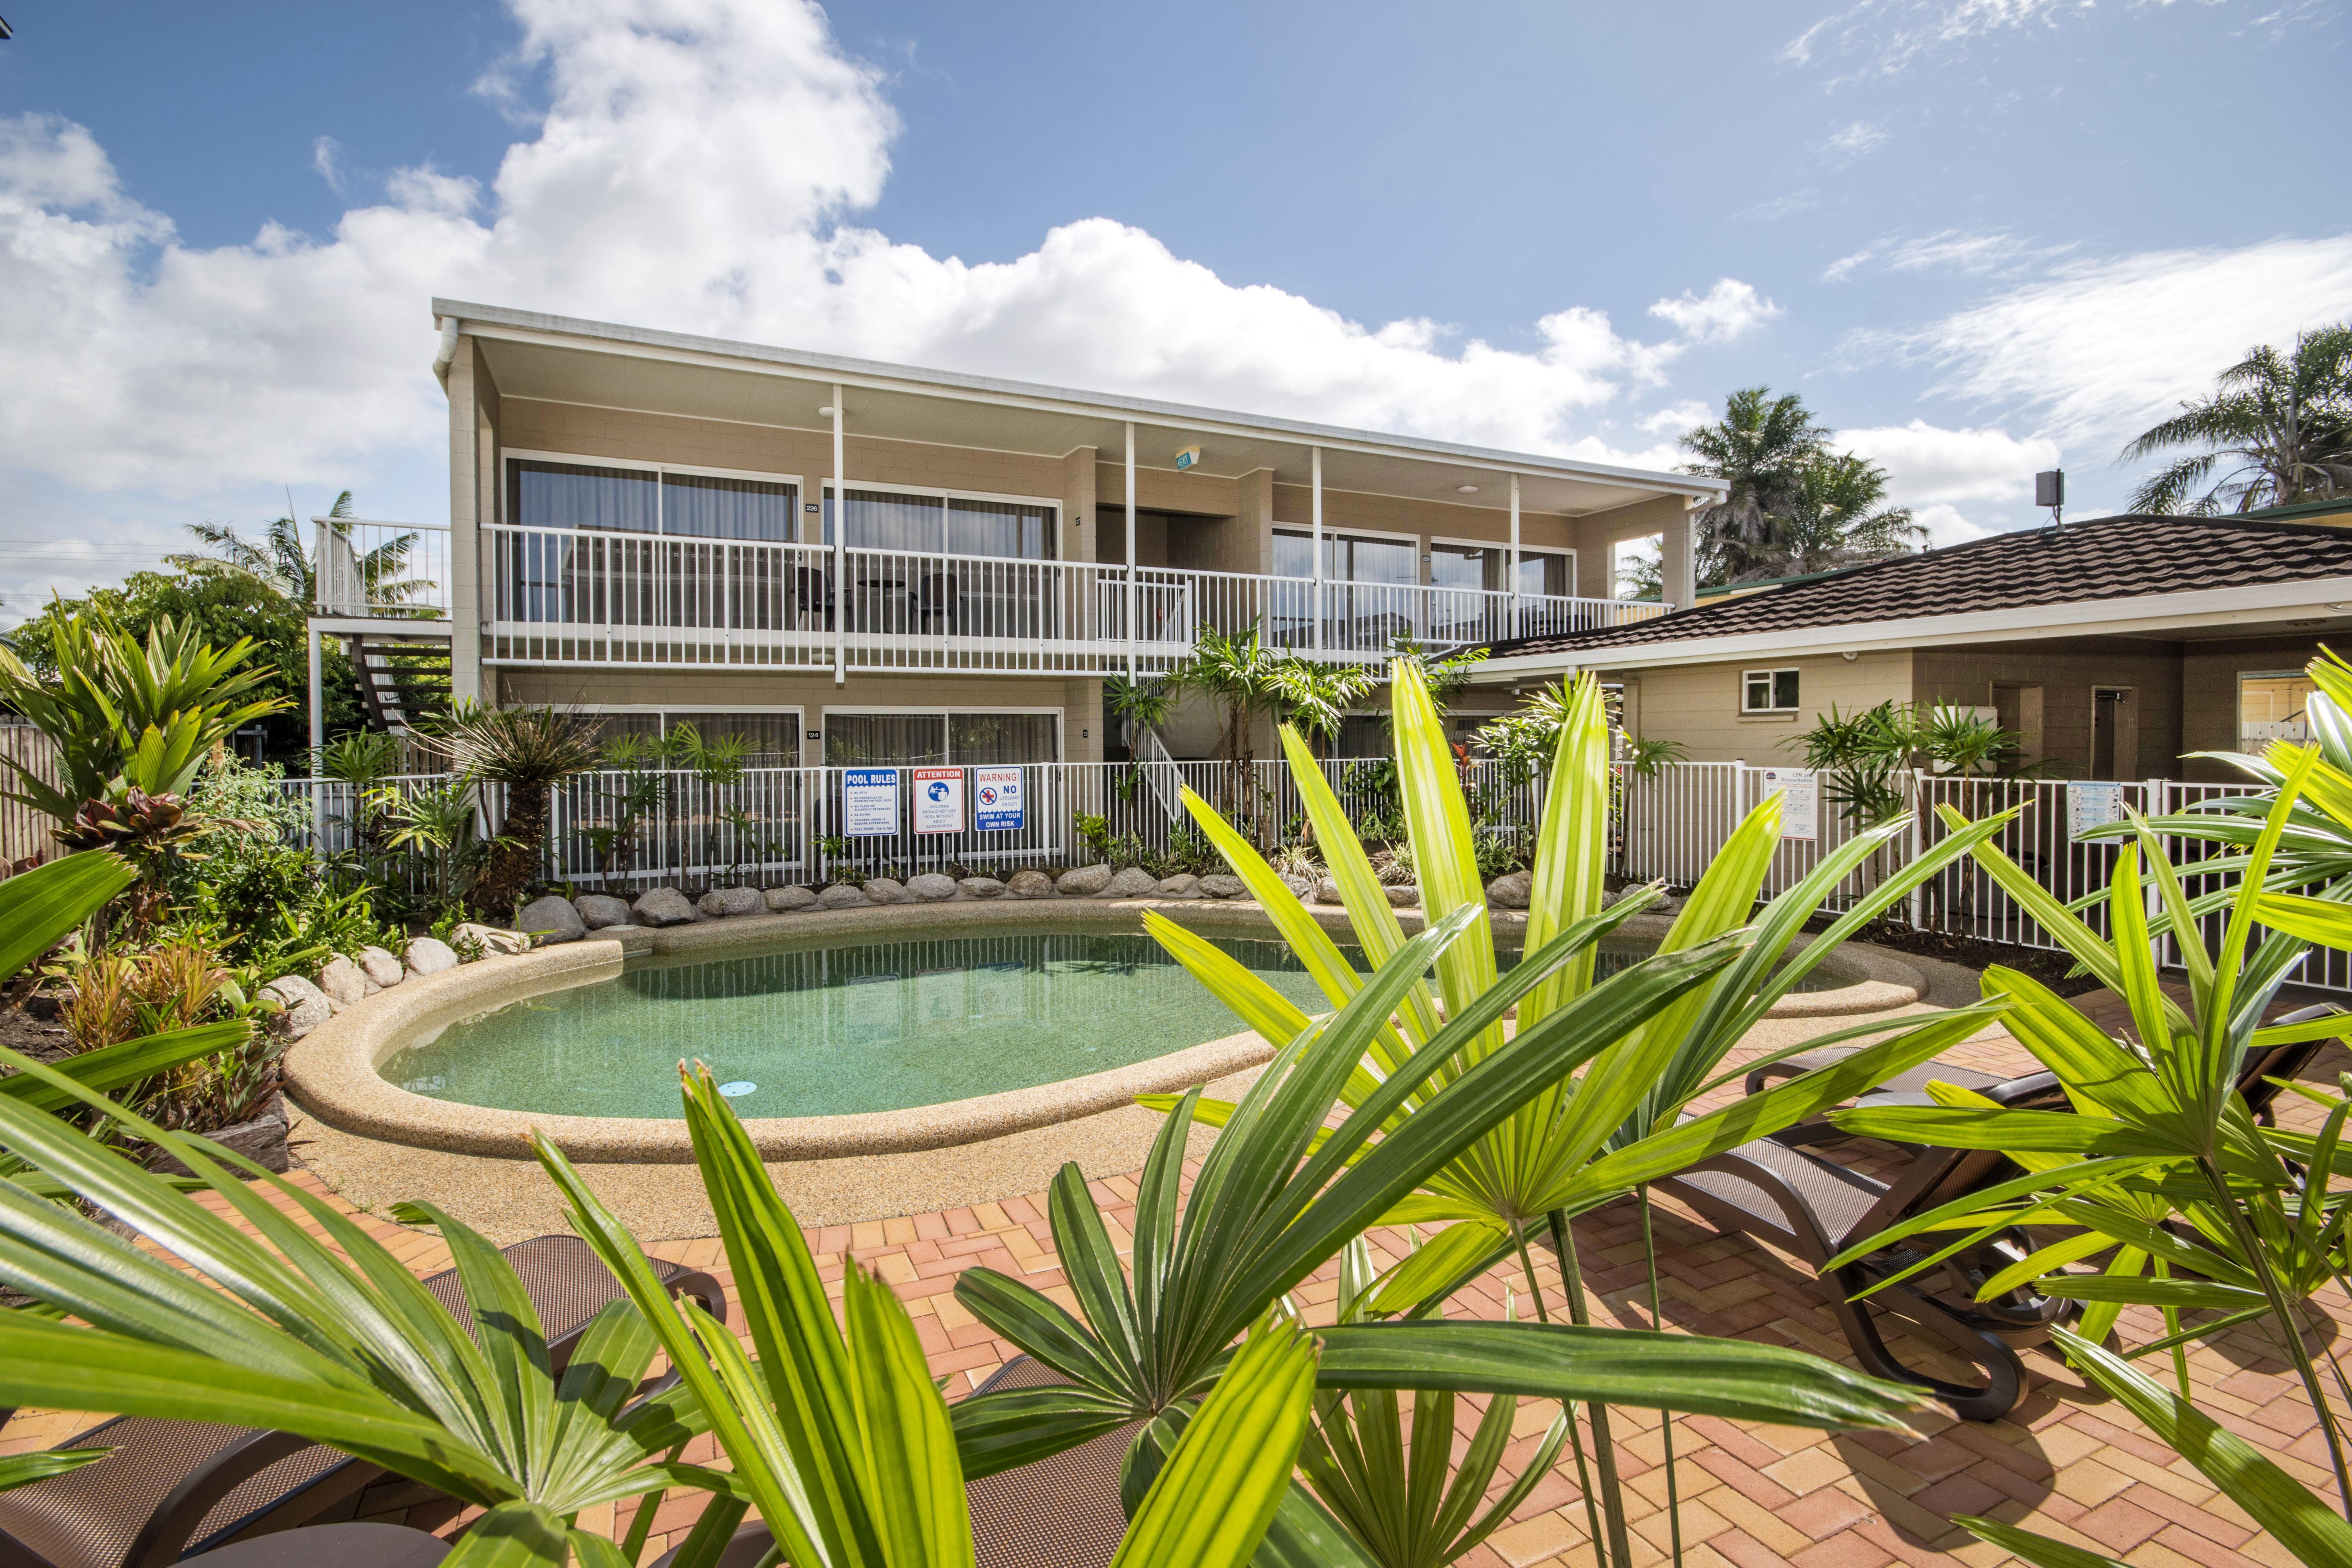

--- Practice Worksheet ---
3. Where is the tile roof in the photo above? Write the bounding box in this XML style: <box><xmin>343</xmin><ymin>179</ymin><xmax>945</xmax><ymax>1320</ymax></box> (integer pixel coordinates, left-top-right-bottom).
<box><xmin>1497</xmin><ymin>512</ymin><xmax>2352</xmax><ymax>657</ymax></box>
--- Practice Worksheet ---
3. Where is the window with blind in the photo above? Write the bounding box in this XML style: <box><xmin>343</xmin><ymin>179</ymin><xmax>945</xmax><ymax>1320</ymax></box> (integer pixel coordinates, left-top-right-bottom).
<box><xmin>823</xmin><ymin>487</ymin><xmax>1058</xmax><ymax>560</ymax></box>
<box><xmin>824</xmin><ymin>712</ymin><xmax>1060</xmax><ymax>766</ymax></box>
<box><xmin>579</xmin><ymin>711</ymin><xmax>803</xmax><ymax>768</ymax></box>
<box><xmin>506</xmin><ymin>458</ymin><xmax>796</xmax><ymax>539</ymax></box>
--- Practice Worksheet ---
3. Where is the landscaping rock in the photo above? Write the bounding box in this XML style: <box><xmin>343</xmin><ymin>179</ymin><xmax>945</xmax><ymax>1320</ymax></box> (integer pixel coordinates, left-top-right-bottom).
<box><xmin>633</xmin><ymin>887</ymin><xmax>701</xmax><ymax>927</ymax></box>
<box><xmin>520</xmin><ymin>895</ymin><xmax>588</xmax><ymax>943</ymax></box>
<box><xmin>262</xmin><ymin>976</ymin><xmax>333</xmax><ymax>1037</ymax></box>
<box><xmin>148</xmin><ymin>1094</ymin><xmax>289</xmax><ymax>1178</ymax></box>
<box><xmin>1198</xmin><ymin>874</ymin><xmax>1247</xmax><ymax>899</ymax></box>
<box><xmin>1103</xmin><ymin>867</ymin><xmax>1160</xmax><ymax>898</ymax></box>
<box><xmin>697</xmin><ymin>886</ymin><xmax>768</xmax><ymax>919</ymax></box>
<box><xmin>958</xmin><ymin>877</ymin><xmax>1007</xmax><ymax>899</ymax></box>
<box><xmin>818</xmin><ymin>883</ymin><xmax>872</xmax><ymax>909</ymax></box>
<box><xmin>358</xmin><ymin>946</ymin><xmax>405</xmax><ymax>989</ymax></box>
<box><xmin>1156</xmin><ymin>874</ymin><xmax>1201</xmax><ymax>899</ymax></box>
<box><xmin>1056</xmin><ymin>863</ymin><xmax>1112</xmax><ymax>896</ymax></box>
<box><xmin>1384</xmin><ymin>885</ymin><xmax>1420</xmax><ymax>908</ymax></box>
<box><xmin>863</xmin><ymin>878</ymin><xmax>913</xmax><ymax>905</ymax></box>
<box><xmin>402</xmin><ymin>938</ymin><xmax>460</xmax><ymax>978</ymax></box>
<box><xmin>315</xmin><ymin>955</ymin><xmax>370</xmax><ymax>1009</ymax></box>
<box><xmin>1485</xmin><ymin>870</ymin><xmax>1532</xmax><ymax>910</ymax></box>
<box><xmin>764</xmin><ymin>885</ymin><xmax>819</xmax><ymax>913</ymax></box>
<box><xmin>574</xmin><ymin>895</ymin><xmax>635</xmax><ymax>930</ymax></box>
<box><xmin>453</xmin><ymin>923</ymin><xmax>529</xmax><ymax>957</ymax></box>
<box><xmin>1006</xmin><ymin>869</ymin><xmax>1056</xmax><ymax>898</ymax></box>
<box><xmin>907</xmin><ymin>873</ymin><xmax>958</xmax><ymax>901</ymax></box>
<box><xmin>1279</xmin><ymin>872</ymin><xmax>1317</xmax><ymax>903</ymax></box>
<box><xmin>1314</xmin><ymin>877</ymin><xmax>1342</xmax><ymax>906</ymax></box>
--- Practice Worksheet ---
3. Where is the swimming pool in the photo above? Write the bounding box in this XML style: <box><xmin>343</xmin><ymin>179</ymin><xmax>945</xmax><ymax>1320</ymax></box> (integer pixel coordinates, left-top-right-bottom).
<box><xmin>380</xmin><ymin>923</ymin><xmax>1776</xmax><ymax>1121</ymax></box>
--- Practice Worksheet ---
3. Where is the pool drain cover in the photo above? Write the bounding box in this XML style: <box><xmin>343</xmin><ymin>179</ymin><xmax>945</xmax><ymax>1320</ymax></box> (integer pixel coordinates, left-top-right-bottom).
<box><xmin>717</xmin><ymin>1080</ymin><xmax>757</xmax><ymax>1098</ymax></box>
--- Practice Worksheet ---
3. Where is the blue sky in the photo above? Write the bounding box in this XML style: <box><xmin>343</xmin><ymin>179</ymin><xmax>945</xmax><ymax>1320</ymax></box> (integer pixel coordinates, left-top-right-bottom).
<box><xmin>0</xmin><ymin>0</ymin><xmax>2345</xmax><ymax>620</ymax></box>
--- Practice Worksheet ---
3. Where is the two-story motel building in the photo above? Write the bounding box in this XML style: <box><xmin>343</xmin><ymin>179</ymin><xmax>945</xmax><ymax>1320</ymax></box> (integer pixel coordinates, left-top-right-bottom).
<box><xmin>308</xmin><ymin>301</ymin><xmax>1723</xmax><ymax>767</ymax></box>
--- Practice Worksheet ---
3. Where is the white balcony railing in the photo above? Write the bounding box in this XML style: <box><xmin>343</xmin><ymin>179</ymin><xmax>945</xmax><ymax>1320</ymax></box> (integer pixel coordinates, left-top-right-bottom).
<box><xmin>475</xmin><ymin>523</ymin><xmax>1669</xmax><ymax>671</ymax></box>
<box><xmin>312</xmin><ymin>519</ymin><xmax>452</xmax><ymax>621</ymax></box>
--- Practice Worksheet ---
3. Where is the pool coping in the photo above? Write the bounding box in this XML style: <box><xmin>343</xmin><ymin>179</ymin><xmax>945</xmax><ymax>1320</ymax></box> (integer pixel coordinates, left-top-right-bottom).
<box><xmin>283</xmin><ymin>898</ymin><xmax>1924</xmax><ymax>1163</ymax></box>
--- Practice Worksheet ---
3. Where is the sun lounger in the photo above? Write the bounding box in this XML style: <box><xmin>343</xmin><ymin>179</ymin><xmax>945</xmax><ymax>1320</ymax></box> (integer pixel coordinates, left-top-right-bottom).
<box><xmin>0</xmin><ymin>1236</ymin><xmax>723</xmax><ymax>1568</ymax></box>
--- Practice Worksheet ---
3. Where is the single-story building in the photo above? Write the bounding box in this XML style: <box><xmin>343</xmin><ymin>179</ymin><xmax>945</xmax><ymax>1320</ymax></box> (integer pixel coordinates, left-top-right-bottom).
<box><xmin>1474</xmin><ymin>503</ymin><xmax>2352</xmax><ymax>784</ymax></box>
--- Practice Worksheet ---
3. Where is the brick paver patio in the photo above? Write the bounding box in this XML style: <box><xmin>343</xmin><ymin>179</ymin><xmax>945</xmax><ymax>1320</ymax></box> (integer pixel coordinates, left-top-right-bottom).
<box><xmin>5</xmin><ymin>986</ymin><xmax>2339</xmax><ymax>1568</ymax></box>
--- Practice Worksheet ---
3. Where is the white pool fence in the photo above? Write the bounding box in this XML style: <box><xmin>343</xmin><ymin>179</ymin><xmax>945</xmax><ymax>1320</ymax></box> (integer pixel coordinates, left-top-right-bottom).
<box><xmin>279</xmin><ymin>757</ymin><xmax>2334</xmax><ymax>992</ymax></box>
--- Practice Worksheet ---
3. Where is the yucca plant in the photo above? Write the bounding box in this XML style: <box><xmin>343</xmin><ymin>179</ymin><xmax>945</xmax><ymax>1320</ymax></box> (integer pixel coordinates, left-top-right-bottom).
<box><xmin>419</xmin><ymin>702</ymin><xmax>601</xmax><ymax>916</ymax></box>
<box><xmin>540</xmin><ymin>1064</ymin><xmax>1327</xmax><ymax>1568</ymax></box>
<box><xmin>1822</xmin><ymin>757</ymin><xmax>2352</xmax><ymax>1514</ymax></box>
<box><xmin>1126</xmin><ymin>662</ymin><xmax>2014</xmax><ymax>1565</ymax></box>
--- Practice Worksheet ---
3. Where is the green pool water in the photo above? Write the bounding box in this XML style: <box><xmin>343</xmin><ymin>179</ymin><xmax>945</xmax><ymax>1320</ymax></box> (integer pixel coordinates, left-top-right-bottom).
<box><xmin>382</xmin><ymin>925</ymin><xmax>1829</xmax><ymax>1120</ymax></box>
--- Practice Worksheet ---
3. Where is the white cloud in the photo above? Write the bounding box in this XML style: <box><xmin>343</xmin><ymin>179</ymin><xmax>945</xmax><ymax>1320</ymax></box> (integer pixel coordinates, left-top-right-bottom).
<box><xmin>1740</xmin><ymin>189</ymin><xmax>1824</xmax><ymax>222</ymax></box>
<box><xmin>1825</xmin><ymin>230</ymin><xmax>2068</xmax><ymax>282</ymax></box>
<box><xmin>1782</xmin><ymin>0</ymin><xmax>2093</xmax><ymax>80</ymax></box>
<box><xmin>1867</xmin><ymin>234</ymin><xmax>2352</xmax><ymax>449</ymax></box>
<box><xmin>311</xmin><ymin>136</ymin><xmax>348</xmax><ymax>198</ymax></box>
<box><xmin>1638</xmin><ymin>400</ymin><xmax>1714</xmax><ymax>436</ymax></box>
<box><xmin>0</xmin><ymin>0</ymin><xmax>1748</xmax><ymax>550</ymax></box>
<box><xmin>1822</xmin><ymin>248</ymin><xmax>1875</xmax><ymax>283</ymax></box>
<box><xmin>1839</xmin><ymin>418</ymin><xmax>2060</xmax><ymax>503</ymax></box>
<box><xmin>1820</xmin><ymin>120</ymin><xmax>1887</xmax><ymax>163</ymax></box>
<box><xmin>1912</xmin><ymin>502</ymin><xmax>1997</xmax><ymax>547</ymax></box>
<box><xmin>1646</xmin><ymin>279</ymin><xmax>1784</xmax><ymax>346</ymax></box>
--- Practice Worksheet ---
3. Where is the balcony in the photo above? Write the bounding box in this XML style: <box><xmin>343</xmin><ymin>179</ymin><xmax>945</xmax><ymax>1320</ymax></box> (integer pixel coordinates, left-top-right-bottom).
<box><xmin>316</xmin><ymin>522</ymin><xmax>1668</xmax><ymax>671</ymax></box>
<box><xmin>311</xmin><ymin>519</ymin><xmax>453</xmax><ymax>622</ymax></box>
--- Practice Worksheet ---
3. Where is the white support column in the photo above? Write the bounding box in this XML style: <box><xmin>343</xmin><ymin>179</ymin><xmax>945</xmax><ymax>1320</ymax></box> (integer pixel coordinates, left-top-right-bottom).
<box><xmin>831</xmin><ymin>386</ymin><xmax>846</xmax><ymax>686</ymax></box>
<box><xmin>306</xmin><ymin>624</ymin><xmax>325</xmax><ymax>848</ymax></box>
<box><xmin>1507</xmin><ymin>473</ymin><xmax>1521</xmax><ymax>635</ymax></box>
<box><xmin>1311</xmin><ymin>446</ymin><xmax>1324</xmax><ymax>659</ymax></box>
<box><xmin>1124</xmin><ymin>421</ymin><xmax>1138</xmax><ymax>682</ymax></box>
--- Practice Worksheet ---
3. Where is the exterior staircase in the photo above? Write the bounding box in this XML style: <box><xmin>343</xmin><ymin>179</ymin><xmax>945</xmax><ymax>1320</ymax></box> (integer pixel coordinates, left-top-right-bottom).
<box><xmin>349</xmin><ymin>633</ymin><xmax>452</xmax><ymax>732</ymax></box>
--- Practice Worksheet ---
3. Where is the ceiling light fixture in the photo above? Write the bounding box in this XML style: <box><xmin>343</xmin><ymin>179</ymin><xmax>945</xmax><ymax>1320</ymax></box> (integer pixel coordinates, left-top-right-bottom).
<box><xmin>817</xmin><ymin>405</ymin><xmax>836</xmax><ymax>416</ymax></box>
<box><xmin>1457</xmin><ymin>484</ymin><xmax>1480</xmax><ymax>495</ymax></box>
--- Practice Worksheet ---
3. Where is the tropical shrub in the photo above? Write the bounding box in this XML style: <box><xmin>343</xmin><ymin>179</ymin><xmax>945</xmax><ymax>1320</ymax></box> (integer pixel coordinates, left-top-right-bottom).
<box><xmin>1826</xmin><ymin>757</ymin><xmax>2352</xmax><ymax>1512</ymax></box>
<box><xmin>418</xmin><ymin>702</ymin><xmax>600</xmax><ymax>918</ymax></box>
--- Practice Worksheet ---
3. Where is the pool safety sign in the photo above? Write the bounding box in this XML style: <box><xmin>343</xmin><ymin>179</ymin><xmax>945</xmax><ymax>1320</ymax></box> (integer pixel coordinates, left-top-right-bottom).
<box><xmin>1757</xmin><ymin>767</ymin><xmax>1818</xmax><ymax>842</ymax></box>
<box><xmin>974</xmin><ymin>766</ymin><xmax>1025</xmax><ymax>832</ymax></box>
<box><xmin>913</xmin><ymin>768</ymin><xmax>965</xmax><ymax>834</ymax></box>
<box><xmin>842</xmin><ymin>768</ymin><xmax>900</xmax><ymax>837</ymax></box>
<box><xmin>2068</xmin><ymin>781</ymin><xmax>2126</xmax><ymax>840</ymax></box>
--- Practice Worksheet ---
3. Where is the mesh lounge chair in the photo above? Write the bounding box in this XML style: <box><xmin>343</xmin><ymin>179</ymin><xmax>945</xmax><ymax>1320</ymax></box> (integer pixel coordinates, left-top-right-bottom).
<box><xmin>178</xmin><ymin>1524</ymin><xmax>447</xmax><ymax>1568</ymax></box>
<box><xmin>0</xmin><ymin>1236</ymin><xmax>723</xmax><ymax>1568</ymax></box>
<box><xmin>650</xmin><ymin>1356</ymin><xmax>1138</xmax><ymax>1568</ymax></box>
<box><xmin>1744</xmin><ymin>1003</ymin><xmax>2343</xmax><ymax>1142</ymax></box>
<box><xmin>1655</xmin><ymin>1069</ymin><xmax>2075</xmax><ymax>1421</ymax></box>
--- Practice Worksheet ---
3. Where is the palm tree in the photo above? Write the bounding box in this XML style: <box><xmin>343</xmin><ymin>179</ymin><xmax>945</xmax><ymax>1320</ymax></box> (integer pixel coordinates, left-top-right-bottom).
<box><xmin>1769</xmin><ymin>453</ymin><xmax>1926</xmax><ymax>576</ymax></box>
<box><xmin>1678</xmin><ymin>387</ymin><xmax>1832</xmax><ymax>582</ymax></box>
<box><xmin>2122</xmin><ymin>324</ymin><xmax>2352</xmax><ymax>514</ymax></box>
<box><xmin>170</xmin><ymin>490</ymin><xmax>434</xmax><ymax>611</ymax></box>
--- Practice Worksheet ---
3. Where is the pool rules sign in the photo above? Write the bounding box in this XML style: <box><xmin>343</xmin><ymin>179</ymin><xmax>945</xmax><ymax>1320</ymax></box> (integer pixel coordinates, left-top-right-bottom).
<box><xmin>913</xmin><ymin>768</ymin><xmax>965</xmax><ymax>834</ymax></box>
<box><xmin>842</xmin><ymin>769</ymin><xmax>899</xmax><ymax>837</ymax></box>
<box><xmin>974</xmin><ymin>767</ymin><xmax>1025</xmax><ymax>832</ymax></box>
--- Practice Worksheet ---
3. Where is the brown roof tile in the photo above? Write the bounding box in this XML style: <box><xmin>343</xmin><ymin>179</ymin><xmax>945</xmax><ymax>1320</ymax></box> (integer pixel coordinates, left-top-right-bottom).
<box><xmin>1496</xmin><ymin>514</ymin><xmax>2352</xmax><ymax>657</ymax></box>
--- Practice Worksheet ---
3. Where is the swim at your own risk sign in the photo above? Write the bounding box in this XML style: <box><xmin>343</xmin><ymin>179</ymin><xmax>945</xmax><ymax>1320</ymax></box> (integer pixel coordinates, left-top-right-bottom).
<box><xmin>974</xmin><ymin>767</ymin><xmax>1025</xmax><ymax>832</ymax></box>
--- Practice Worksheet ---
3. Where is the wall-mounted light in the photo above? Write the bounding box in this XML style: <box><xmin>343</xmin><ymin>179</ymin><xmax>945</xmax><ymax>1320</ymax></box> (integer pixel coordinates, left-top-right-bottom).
<box><xmin>1840</xmin><ymin>651</ymin><xmax>1859</xmax><ymax>662</ymax></box>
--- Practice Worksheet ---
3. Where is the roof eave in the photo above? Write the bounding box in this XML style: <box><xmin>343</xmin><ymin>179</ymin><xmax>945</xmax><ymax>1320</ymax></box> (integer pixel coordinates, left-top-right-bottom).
<box><xmin>430</xmin><ymin>298</ymin><xmax>1728</xmax><ymax>499</ymax></box>
<box><xmin>1473</xmin><ymin>575</ymin><xmax>2352</xmax><ymax>676</ymax></box>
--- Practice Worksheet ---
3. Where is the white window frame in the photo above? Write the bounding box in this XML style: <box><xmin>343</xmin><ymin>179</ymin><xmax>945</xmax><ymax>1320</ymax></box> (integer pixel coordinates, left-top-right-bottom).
<box><xmin>820</xmin><ymin>705</ymin><xmax>1066</xmax><ymax>765</ymax></box>
<box><xmin>1742</xmin><ymin>668</ymin><xmax>1801</xmax><ymax>714</ymax></box>
<box><xmin>819</xmin><ymin>477</ymin><xmax>1064</xmax><ymax>513</ymax></box>
<box><xmin>572</xmin><ymin>704</ymin><xmax>809</xmax><ymax>759</ymax></box>
<box><xmin>501</xmin><ymin>448</ymin><xmax>805</xmax><ymax>534</ymax></box>
<box><xmin>1426</xmin><ymin>537</ymin><xmax>1579</xmax><ymax>598</ymax></box>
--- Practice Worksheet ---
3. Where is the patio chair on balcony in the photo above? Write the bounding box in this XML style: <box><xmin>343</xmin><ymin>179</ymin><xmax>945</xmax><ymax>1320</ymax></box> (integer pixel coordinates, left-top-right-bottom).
<box><xmin>1653</xmin><ymin>1069</ymin><xmax>2075</xmax><ymax>1421</ymax></box>
<box><xmin>918</xmin><ymin>571</ymin><xmax>962</xmax><ymax>634</ymax></box>
<box><xmin>0</xmin><ymin>1237</ymin><xmax>724</xmax><ymax>1568</ymax></box>
<box><xmin>649</xmin><ymin>1355</ymin><xmax>1136</xmax><ymax>1568</ymax></box>
<box><xmin>1742</xmin><ymin>1002</ymin><xmax>2342</xmax><ymax>1145</ymax></box>
<box><xmin>795</xmin><ymin>566</ymin><xmax>835</xmax><ymax>631</ymax></box>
